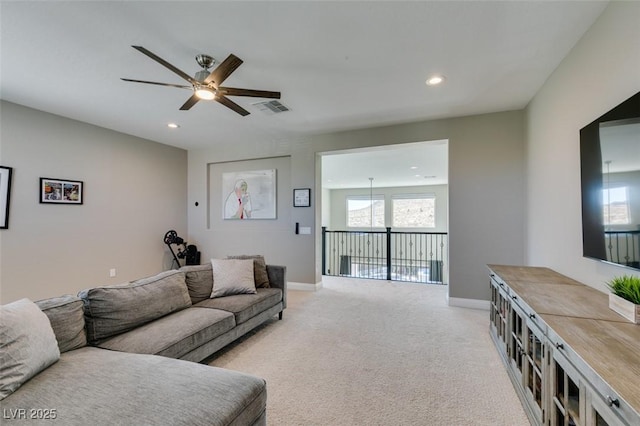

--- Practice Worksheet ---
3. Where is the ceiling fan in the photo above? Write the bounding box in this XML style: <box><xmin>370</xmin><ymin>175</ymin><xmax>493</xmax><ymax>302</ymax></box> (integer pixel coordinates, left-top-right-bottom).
<box><xmin>121</xmin><ymin>45</ymin><xmax>281</xmax><ymax>116</ymax></box>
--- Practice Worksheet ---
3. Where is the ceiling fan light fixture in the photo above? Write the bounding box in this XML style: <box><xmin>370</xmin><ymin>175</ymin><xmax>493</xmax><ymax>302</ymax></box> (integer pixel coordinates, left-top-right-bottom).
<box><xmin>195</xmin><ymin>87</ymin><xmax>216</xmax><ymax>100</ymax></box>
<box><xmin>122</xmin><ymin>47</ymin><xmax>277</xmax><ymax>116</ymax></box>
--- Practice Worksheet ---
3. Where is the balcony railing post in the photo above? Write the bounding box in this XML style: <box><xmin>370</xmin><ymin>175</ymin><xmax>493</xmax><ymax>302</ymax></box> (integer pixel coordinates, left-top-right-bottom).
<box><xmin>386</xmin><ymin>227</ymin><xmax>392</xmax><ymax>281</ymax></box>
<box><xmin>322</xmin><ymin>226</ymin><xmax>327</xmax><ymax>275</ymax></box>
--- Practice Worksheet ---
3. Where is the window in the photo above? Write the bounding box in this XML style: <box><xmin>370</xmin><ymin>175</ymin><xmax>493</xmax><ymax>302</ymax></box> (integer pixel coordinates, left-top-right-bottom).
<box><xmin>392</xmin><ymin>194</ymin><xmax>435</xmax><ymax>228</ymax></box>
<box><xmin>347</xmin><ymin>196</ymin><xmax>385</xmax><ymax>228</ymax></box>
<box><xmin>602</xmin><ymin>186</ymin><xmax>630</xmax><ymax>225</ymax></box>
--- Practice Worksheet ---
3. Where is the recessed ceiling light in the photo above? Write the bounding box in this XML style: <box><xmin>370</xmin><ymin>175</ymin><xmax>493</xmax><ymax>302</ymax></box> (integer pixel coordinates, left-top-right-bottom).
<box><xmin>410</xmin><ymin>166</ymin><xmax>418</xmax><ymax>170</ymax></box>
<box><xmin>426</xmin><ymin>75</ymin><xmax>446</xmax><ymax>86</ymax></box>
<box><xmin>167</xmin><ymin>123</ymin><xmax>180</xmax><ymax>129</ymax></box>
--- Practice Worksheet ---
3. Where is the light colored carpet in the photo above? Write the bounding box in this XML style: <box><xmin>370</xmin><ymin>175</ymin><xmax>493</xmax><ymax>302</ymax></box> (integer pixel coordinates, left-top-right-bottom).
<box><xmin>208</xmin><ymin>276</ymin><xmax>529</xmax><ymax>426</ymax></box>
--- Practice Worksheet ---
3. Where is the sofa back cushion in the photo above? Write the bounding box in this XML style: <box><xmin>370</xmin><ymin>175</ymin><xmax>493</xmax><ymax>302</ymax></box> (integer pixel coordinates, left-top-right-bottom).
<box><xmin>179</xmin><ymin>263</ymin><xmax>213</xmax><ymax>304</ymax></box>
<box><xmin>36</xmin><ymin>295</ymin><xmax>87</xmax><ymax>352</ymax></box>
<box><xmin>79</xmin><ymin>270</ymin><xmax>191</xmax><ymax>344</ymax></box>
<box><xmin>1</xmin><ymin>299</ymin><xmax>60</xmax><ymax>400</ymax></box>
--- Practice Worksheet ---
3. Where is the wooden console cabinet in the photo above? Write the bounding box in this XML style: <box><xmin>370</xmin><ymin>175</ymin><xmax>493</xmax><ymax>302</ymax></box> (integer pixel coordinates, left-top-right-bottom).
<box><xmin>488</xmin><ymin>265</ymin><xmax>640</xmax><ymax>426</ymax></box>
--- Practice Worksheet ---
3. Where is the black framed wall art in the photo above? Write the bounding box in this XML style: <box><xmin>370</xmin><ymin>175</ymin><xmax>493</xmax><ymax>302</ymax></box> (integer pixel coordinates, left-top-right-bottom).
<box><xmin>293</xmin><ymin>188</ymin><xmax>311</xmax><ymax>207</ymax></box>
<box><xmin>40</xmin><ymin>177</ymin><xmax>83</xmax><ymax>205</ymax></box>
<box><xmin>1</xmin><ymin>166</ymin><xmax>13</xmax><ymax>229</ymax></box>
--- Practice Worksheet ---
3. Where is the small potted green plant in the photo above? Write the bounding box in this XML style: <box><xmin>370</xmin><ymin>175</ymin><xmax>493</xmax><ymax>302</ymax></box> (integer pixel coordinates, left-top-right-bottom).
<box><xmin>606</xmin><ymin>275</ymin><xmax>640</xmax><ymax>324</ymax></box>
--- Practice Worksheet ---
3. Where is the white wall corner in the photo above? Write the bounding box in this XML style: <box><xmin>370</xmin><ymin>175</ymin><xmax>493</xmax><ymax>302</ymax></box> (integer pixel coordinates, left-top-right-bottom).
<box><xmin>288</xmin><ymin>281</ymin><xmax>323</xmax><ymax>291</ymax></box>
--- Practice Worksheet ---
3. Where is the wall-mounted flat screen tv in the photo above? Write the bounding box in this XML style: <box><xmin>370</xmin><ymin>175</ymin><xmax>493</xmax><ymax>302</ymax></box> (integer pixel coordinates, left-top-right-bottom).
<box><xmin>580</xmin><ymin>91</ymin><xmax>640</xmax><ymax>270</ymax></box>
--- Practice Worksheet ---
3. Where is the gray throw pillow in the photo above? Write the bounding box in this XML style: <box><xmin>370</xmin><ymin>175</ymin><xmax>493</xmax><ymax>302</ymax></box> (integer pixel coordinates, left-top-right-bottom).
<box><xmin>210</xmin><ymin>258</ymin><xmax>257</xmax><ymax>298</ymax></box>
<box><xmin>0</xmin><ymin>299</ymin><xmax>61</xmax><ymax>400</ymax></box>
<box><xmin>226</xmin><ymin>254</ymin><xmax>270</xmax><ymax>288</ymax></box>
<box><xmin>180</xmin><ymin>263</ymin><xmax>214</xmax><ymax>304</ymax></box>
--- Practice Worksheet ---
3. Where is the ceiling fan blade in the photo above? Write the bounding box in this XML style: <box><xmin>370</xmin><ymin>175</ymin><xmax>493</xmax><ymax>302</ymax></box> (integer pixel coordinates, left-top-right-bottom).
<box><xmin>121</xmin><ymin>78</ymin><xmax>192</xmax><ymax>89</ymax></box>
<box><xmin>204</xmin><ymin>54</ymin><xmax>243</xmax><ymax>87</ymax></box>
<box><xmin>179</xmin><ymin>94</ymin><xmax>200</xmax><ymax>111</ymax></box>
<box><xmin>218</xmin><ymin>87</ymin><xmax>281</xmax><ymax>99</ymax></box>
<box><xmin>131</xmin><ymin>45</ymin><xmax>197</xmax><ymax>85</ymax></box>
<box><xmin>216</xmin><ymin>95</ymin><xmax>250</xmax><ymax>116</ymax></box>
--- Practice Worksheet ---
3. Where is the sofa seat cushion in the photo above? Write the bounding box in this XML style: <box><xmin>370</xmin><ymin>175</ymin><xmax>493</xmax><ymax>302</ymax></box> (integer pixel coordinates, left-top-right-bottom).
<box><xmin>0</xmin><ymin>347</ymin><xmax>267</xmax><ymax>426</ymax></box>
<box><xmin>79</xmin><ymin>270</ymin><xmax>192</xmax><ymax>344</ymax></box>
<box><xmin>95</xmin><ymin>307</ymin><xmax>235</xmax><ymax>359</ymax></box>
<box><xmin>194</xmin><ymin>288</ymin><xmax>282</xmax><ymax>325</ymax></box>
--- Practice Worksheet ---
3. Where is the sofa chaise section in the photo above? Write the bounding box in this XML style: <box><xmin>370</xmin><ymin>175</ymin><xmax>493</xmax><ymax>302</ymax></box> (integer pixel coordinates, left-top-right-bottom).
<box><xmin>1</xmin><ymin>347</ymin><xmax>267</xmax><ymax>426</ymax></box>
<box><xmin>1</xmin><ymin>292</ymin><xmax>268</xmax><ymax>425</ymax></box>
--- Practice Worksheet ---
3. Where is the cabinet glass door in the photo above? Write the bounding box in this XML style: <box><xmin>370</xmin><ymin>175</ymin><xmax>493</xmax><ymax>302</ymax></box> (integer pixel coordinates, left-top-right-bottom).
<box><xmin>509</xmin><ymin>302</ymin><xmax>525</xmax><ymax>380</ymax></box>
<box><xmin>551</xmin><ymin>348</ymin><xmax>583</xmax><ymax>426</ymax></box>
<box><xmin>490</xmin><ymin>278</ymin><xmax>509</xmax><ymax>351</ymax></box>
<box><xmin>498</xmin><ymin>287</ymin><xmax>509</xmax><ymax>347</ymax></box>
<box><xmin>490</xmin><ymin>280</ymin><xmax>499</xmax><ymax>334</ymax></box>
<box><xmin>523</xmin><ymin>319</ymin><xmax>545</xmax><ymax>423</ymax></box>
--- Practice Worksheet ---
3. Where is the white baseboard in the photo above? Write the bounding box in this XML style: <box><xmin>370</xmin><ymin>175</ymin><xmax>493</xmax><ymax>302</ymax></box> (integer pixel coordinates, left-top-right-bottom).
<box><xmin>288</xmin><ymin>281</ymin><xmax>323</xmax><ymax>291</ymax></box>
<box><xmin>448</xmin><ymin>296</ymin><xmax>490</xmax><ymax>311</ymax></box>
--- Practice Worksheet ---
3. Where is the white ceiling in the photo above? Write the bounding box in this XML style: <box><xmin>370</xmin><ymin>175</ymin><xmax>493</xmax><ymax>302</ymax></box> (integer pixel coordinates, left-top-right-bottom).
<box><xmin>322</xmin><ymin>140</ymin><xmax>448</xmax><ymax>189</ymax></box>
<box><xmin>1</xmin><ymin>1</ymin><xmax>608</xmax><ymax>188</ymax></box>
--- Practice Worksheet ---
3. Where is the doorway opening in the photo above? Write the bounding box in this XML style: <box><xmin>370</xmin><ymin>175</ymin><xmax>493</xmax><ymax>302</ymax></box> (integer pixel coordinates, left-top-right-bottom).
<box><xmin>319</xmin><ymin>140</ymin><xmax>449</xmax><ymax>284</ymax></box>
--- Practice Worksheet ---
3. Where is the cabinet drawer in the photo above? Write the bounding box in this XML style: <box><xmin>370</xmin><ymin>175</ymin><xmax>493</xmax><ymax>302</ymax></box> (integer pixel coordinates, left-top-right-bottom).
<box><xmin>510</xmin><ymin>290</ymin><xmax>547</xmax><ymax>335</ymax></box>
<box><xmin>490</xmin><ymin>273</ymin><xmax>509</xmax><ymax>295</ymax></box>
<box><xmin>547</xmin><ymin>328</ymin><xmax>589</xmax><ymax>381</ymax></box>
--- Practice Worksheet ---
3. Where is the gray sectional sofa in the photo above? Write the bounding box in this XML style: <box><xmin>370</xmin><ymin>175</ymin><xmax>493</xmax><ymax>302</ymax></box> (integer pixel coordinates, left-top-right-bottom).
<box><xmin>0</xmin><ymin>260</ymin><xmax>286</xmax><ymax>425</ymax></box>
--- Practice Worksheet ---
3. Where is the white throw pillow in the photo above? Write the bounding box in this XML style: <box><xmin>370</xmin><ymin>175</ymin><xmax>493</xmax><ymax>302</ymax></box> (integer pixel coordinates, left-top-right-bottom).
<box><xmin>210</xmin><ymin>258</ymin><xmax>257</xmax><ymax>298</ymax></box>
<box><xmin>0</xmin><ymin>298</ymin><xmax>61</xmax><ymax>400</ymax></box>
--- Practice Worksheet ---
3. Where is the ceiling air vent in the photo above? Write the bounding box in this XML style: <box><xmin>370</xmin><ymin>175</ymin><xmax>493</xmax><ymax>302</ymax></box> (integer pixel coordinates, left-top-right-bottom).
<box><xmin>252</xmin><ymin>100</ymin><xmax>290</xmax><ymax>114</ymax></box>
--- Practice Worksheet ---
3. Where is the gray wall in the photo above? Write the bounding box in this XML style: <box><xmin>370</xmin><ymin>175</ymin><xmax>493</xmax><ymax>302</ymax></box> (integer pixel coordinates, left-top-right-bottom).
<box><xmin>0</xmin><ymin>101</ymin><xmax>187</xmax><ymax>303</ymax></box>
<box><xmin>188</xmin><ymin>110</ymin><xmax>525</xmax><ymax>301</ymax></box>
<box><xmin>188</xmin><ymin>139</ymin><xmax>315</xmax><ymax>283</ymax></box>
<box><xmin>201</xmin><ymin>155</ymin><xmax>294</xmax><ymax>258</ymax></box>
<box><xmin>0</xmin><ymin>101</ymin><xmax>524</xmax><ymax>305</ymax></box>
<box><xmin>525</xmin><ymin>1</ymin><xmax>640</xmax><ymax>292</ymax></box>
